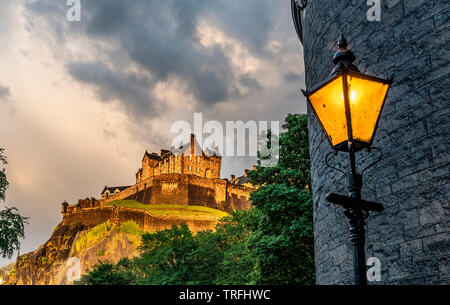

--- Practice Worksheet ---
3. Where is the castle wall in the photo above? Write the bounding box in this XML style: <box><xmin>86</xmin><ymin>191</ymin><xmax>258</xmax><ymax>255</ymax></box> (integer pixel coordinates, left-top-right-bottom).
<box><xmin>62</xmin><ymin>207</ymin><xmax>115</xmax><ymax>227</ymax></box>
<box><xmin>61</xmin><ymin>206</ymin><xmax>219</xmax><ymax>234</ymax></box>
<box><xmin>100</xmin><ymin>173</ymin><xmax>254</xmax><ymax>213</ymax></box>
<box><xmin>149</xmin><ymin>174</ymin><xmax>189</xmax><ymax>205</ymax></box>
<box><xmin>301</xmin><ymin>0</ymin><xmax>450</xmax><ymax>284</ymax></box>
<box><xmin>188</xmin><ymin>184</ymin><xmax>220</xmax><ymax>210</ymax></box>
<box><xmin>226</xmin><ymin>184</ymin><xmax>252</xmax><ymax>212</ymax></box>
<box><xmin>101</xmin><ymin>177</ymin><xmax>155</xmax><ymax>203</ymax></box>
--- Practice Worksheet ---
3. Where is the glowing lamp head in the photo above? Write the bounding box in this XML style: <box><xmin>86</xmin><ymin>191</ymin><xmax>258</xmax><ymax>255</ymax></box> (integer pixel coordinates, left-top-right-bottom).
<box><xmin>304</xmin><ymin>35</ymin><xmax>393</xmax><ymax>152</ymax></box>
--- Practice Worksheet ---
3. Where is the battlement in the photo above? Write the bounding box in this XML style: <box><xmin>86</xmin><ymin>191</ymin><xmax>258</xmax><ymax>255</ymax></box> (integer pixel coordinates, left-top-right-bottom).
<box><xmin>61</xmin><ymin>197</ymin><xmax>101</xmax><ymax>215</ymax></box>
<box><xmin>59</xmin><ymin>205</ymin><xmax>220</xmax><ymax>245</ymax></box>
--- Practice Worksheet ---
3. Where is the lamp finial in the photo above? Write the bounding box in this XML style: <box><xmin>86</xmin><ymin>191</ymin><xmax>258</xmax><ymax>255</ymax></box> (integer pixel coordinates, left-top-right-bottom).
<box><xmin>338</xmin><ymin>34</ymin><xmax>348</xmax><ymax>49</ymax></box>
<box><xmin>331</xmin><ymin>34</ymin><xmax>359</xmax><ymax>75</ymax></box>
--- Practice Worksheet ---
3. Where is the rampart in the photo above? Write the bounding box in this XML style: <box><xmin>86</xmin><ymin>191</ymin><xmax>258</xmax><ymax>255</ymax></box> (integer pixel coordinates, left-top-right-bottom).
<box><xmin>61</xmin><ymin>205</ymin><xmax>219</xmax><ymax>233</ymax></box>
<box><xmin>99</xmin><ymin>173</ymin><xmax>255</xmax><ymax>213</ymax></box>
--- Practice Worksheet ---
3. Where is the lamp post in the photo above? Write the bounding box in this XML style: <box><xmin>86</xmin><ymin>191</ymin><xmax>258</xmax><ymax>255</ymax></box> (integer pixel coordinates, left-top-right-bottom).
<box><xmin>302</xmin><ymin>34</ymin><xmax>393</xmax><ymax>285</ymax></box>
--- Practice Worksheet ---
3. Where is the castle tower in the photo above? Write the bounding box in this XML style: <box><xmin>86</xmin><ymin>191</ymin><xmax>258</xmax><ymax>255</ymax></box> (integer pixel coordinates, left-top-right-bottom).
<box><xmin>294</xmin><ymin>1</ymin><xmax>449</xmax><ymax>284</ymax></box>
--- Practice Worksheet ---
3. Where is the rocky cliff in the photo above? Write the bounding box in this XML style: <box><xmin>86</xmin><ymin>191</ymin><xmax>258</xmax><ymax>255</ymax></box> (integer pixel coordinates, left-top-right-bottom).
<box><xmin>4</xmin><ymin>205</ymin><xmax>221</xmax><ymax>285</ymax></box>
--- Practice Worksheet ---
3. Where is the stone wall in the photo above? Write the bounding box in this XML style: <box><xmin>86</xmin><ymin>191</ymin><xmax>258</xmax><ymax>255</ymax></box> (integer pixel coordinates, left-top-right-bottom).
<box><xmin>62</xmin><ymin>205</ymin><xmax>219</xmax><ymax>233</ymax></box>
<box><xmin>301</xmin><ymin>0</ymin><xmax>449</xmax><ymax>284</ymax></box>
<box><xmin>100</xmin><ymin>173</ymin><xmax>254</xmax><ymax>213</ymax></box>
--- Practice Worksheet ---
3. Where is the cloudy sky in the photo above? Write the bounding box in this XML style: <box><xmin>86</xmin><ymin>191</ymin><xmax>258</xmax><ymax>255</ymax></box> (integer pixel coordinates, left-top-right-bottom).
<box><xmin>0</xmin><ymin>0</ymin><xmax>306</xmax><ymax>266</ymax></box>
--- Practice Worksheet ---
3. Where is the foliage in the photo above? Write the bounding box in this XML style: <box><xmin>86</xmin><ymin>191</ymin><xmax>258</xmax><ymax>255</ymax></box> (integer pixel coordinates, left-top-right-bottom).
<box><xmin>0</xmin><ymin>148</ymin><xmax>29</xmax><ymax>259</ymax></box>
<box><xmin>76</xmin><ymin>260</ymin><xmax>136</xmax><ymax>285</ymax></box>
<box><xmin>247</xmin><ymin>113</ymin><xmax>315</xmax><ymax>284</ymax></box>
<box><xmin>105</xmin><ymin>200</ymin><xmax>228</xmax><ymax>218</ymax></box>
<box><xmin>0</xmin><ymin>262</ymin><xmax>15</xmax><ymax>278</ymax></box>
<box><xmin>0</xmin><ymin>207</ymin><xmax>29</xmax><ymax>259</ymax></box>
<box><xmin>80</xmin><ymin>211</ymin><xmax>259</xmax><ymax>285</ymax></box>
<box><xmin>118</xmin><ymin>221</ymin><xmax>143</xmax><ymax>236</ymax></box>
<box><xmin>75</xmin><ymin>221</ymin><xmax>114</xmax><ymax>254</ymax></box>
<box><xmin>80</xmin><ymin>114</ymin><xmax>315</xmax><ymax>285</ymax></box>
<box><xmin>0</xmin><ymin>148</ymin><xmax>8</xmax><ymax>202</ymax></box>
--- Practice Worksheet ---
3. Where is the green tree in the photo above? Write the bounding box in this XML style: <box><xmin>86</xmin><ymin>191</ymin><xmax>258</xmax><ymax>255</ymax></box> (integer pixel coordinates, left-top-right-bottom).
<box><xmin>134</xmin><ymin>224</ymin><xmax>198</xmax><ymax>284</ymax></box>
<box><xmin>247</xmin><ymin>113</ymin><xmax>315</xmax><ymax>284</ymax></box>
<box><xmin>0</xmin><ymin>148</ymin><xmax>29</xmax><ymax>259</ymax></box>
<box><xmin>76</xmin><ymin>259</ymin><xmax>136</xmax><ymax>285</ymax></box>
<box><xmin>214</xmin><ymin>209</ymin><xmax>260</xmax><ymax>284</ymax></box>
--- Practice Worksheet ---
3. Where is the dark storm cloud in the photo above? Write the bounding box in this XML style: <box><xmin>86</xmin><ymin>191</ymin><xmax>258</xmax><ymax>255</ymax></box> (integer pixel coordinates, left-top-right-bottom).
<box><xmin>239</xmin><ymin>73</ymin><xmax>261</xmax><ymax>90</ymax></box>
<box><xmin>67</xmin><ymin>61</ymin><xmax>153</xmax><ymax>117</ymax></box>
<box><xmin>203</xmin><ymin>0</ymin><xmax>274</xmax><ymax>54</ymax></box>
<box><xmin>0</xmin><ymin>84</ymin><xmax>10</xmax><ymax>101</ymax></box>
<box><xmin>24</xmin><ymin>0</ymin><xmax>277</xmax><ymax>118</ymax></box>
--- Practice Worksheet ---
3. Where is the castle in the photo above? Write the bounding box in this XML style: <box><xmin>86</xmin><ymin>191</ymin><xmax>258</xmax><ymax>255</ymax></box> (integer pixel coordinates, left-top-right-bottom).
<box><xmin>63</xmin><ymin>134</ymin><xmax>256</xmax><ymax>215</ymax></box>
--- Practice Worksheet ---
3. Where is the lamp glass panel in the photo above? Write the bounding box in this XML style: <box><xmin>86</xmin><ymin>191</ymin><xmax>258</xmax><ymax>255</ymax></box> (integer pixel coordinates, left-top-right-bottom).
<box><xmin>347</xmin><ymin>74</ymin><xmax>389</xmax><ymax>143</ymax></box>
<box><xmin>309</xmin><ymin>75</ymin><xmax>347</xmax><ymax>146</ymax></box>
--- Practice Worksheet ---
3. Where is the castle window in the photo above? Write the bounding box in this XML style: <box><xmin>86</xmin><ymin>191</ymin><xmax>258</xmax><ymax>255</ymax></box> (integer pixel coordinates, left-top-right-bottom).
<box><xmin>188</xmin><ymin>166</ymin><xmax>192</xmax><ymax>171</ymax></box>
<box><xmin>189</xmin><ymin>155</ymin><xmax>192</xmax><ymax>161</ymax></box>
<box><xmin>196</xmin><ymin>156</ymin><xmax>200</xmax><ymax>163</ymax></box>
<box><xmin>196</xmin><ymin>167</ymin><xmax>200</xmax><ymax>173</ymax></box>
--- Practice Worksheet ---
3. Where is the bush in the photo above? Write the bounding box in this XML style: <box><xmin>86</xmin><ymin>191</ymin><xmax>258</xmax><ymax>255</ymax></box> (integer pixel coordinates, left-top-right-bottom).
<box><xmin>75</xmin><ymin>221</ymin><xmax>114</xmax><ymax>254</ymax></box>
<box><xmin>118</xmin><ymin>221</ymin><xmax>142</xmax><ymax>236</ymax></box>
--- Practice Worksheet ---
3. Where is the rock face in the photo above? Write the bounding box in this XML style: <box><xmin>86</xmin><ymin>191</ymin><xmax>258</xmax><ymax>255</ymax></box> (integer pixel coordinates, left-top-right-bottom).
<box><xmin>5</xmin><ymin>207</ymin><xmax>220</xmax><ymax>285</ymax></box>
<box><xmin>8</xmin><ymin>224</ymin><xmax>139</xmax><ymax>285</ymax></box>
<box><xmin>300</xmin><ymin>1</ymin><xmax>450</xmax><ymax>284</ymax></box>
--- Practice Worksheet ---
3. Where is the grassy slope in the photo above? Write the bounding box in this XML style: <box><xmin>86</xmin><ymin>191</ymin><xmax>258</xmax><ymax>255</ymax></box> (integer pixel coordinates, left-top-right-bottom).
<box><xmin>103</xmin><ymin>200</ymin><xmax>229</xmax><ymax>218</ymax></box>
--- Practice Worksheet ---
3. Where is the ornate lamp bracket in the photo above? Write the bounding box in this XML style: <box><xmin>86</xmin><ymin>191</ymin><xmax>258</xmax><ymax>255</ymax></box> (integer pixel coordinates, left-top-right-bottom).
<box><xmin>291</xmin><ymin>0</ymin><xmax>308</xmax><ymax>45</ymax></box>
<box><xmin>325</xmin><ymin>146</ymin><xmax>383</xmax><ymax>177</ymax></box>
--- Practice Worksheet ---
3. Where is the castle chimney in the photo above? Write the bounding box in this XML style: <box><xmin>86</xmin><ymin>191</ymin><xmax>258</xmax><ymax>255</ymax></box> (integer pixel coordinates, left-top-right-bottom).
<box><xmin>230</xmin><ymin>174</ymin><xmax>235</xmax><ymax>181</ymax></box>
<box><xmin>244</xmin><ymin>169</ymin><xmax>250</xmax><ymax>176</ymax></box>
<box><xmin>190</xmin><ymin>133</ymin><xmax>195</xmax><ymax>156</ymax></box>
<box><xmin>61</xmin><ymin>201</ymin><xmax>68</xmax><ymax>214</ymax></box>
<box><xmin>253</xmin><ymin>165</ymin><xmax>257</xmax><ymax>170</ymax></box>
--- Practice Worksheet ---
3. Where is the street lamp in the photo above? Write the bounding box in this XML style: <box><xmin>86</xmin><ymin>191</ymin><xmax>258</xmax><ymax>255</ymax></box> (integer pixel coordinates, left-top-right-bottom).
<box><xmin>302</xmin><ymin>34</ymin><xmax>393</xmax><ymax>285</ymax></box>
